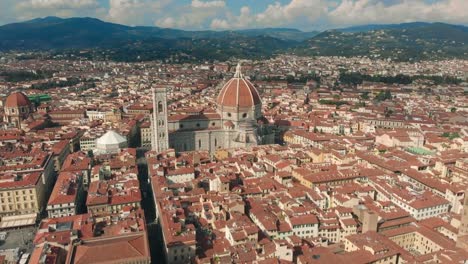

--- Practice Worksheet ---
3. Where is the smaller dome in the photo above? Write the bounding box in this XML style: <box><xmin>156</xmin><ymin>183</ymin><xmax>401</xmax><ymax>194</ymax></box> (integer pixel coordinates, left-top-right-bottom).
<box><xmin>5</xmin><ymin>92</ymin><xmax>31</xmax><ymax>108</ymax></box>
<box><xmin>97</xmin><ymin>130</ymin><xmax>127</xmax><ymax>146</ymax></box>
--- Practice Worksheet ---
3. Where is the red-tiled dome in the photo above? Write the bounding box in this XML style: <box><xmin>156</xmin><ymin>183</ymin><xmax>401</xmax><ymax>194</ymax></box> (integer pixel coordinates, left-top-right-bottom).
<box><xmin>217</xmin><ymin>64</ymin><xmax>261</xmax><ymax>108</ymax></box>
<box><xmin>5</xmin><ymin>92</ymin><xmax>31</xmax><ymax>108</ymax></box>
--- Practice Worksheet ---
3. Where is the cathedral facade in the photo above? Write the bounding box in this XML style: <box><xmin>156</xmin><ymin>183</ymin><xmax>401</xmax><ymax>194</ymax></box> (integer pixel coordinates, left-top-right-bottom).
<box><xmin>151</xmin><ymin>64</ymin><xmax>274</xmax><ymax>153</ymax></box>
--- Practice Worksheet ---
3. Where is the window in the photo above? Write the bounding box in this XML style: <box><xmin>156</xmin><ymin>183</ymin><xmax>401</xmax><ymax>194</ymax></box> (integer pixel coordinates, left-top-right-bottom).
<box><xmin>198</xmin><ymin>140</ymin><xmax>201</xmax><ymax>148</ymax></box>
<box><xmin>180</xmin><ymin>124</ymin><xmax>184</xmax><ymax>129</ymax></box>
<box><xmin>196</xmin><ymin>123</ymin><xmax>200</xmax><ymax>127</ymax></box>
<box><xmin>227</xmin><ymin>113</ymin><xmax>231</xmax><ymax>117</ymax></box>
<box><xmin>158</xmin><ymin>101</ymin><xmax>163</xmax><ymax>113</ymax></box>
<box><xmin>212</xmin><ymin>122</ymin><xmax>215</xmax><ymax>126</ymax></box>
<box><xmin>242</xmin><ymin>113</ymin><xmax>247</xmax><ymax>118</ymax></box>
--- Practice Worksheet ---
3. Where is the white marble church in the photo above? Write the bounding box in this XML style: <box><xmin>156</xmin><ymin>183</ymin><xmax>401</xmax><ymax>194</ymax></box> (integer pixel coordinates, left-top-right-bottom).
<box><xmin>151</xmin><ymin>64</ymin><xmax>274</xmax><ymax>153</ymax></box>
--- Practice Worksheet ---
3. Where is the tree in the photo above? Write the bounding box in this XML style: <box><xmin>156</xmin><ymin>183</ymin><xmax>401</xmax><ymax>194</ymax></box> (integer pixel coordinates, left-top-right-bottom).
<box><xmin>360</xmin><ymin>92</ymin><xmax>370</xmax><ymax>100</ymax></box>
<box><xmin>376</xmin><ymin>90</ymin><xmax>392</xmax><ymax>102</ymax></box>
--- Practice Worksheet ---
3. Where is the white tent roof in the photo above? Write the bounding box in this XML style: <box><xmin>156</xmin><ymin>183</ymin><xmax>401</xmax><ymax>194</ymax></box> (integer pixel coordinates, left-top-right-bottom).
<box><xmin>96</xmin><ymin>130</ymin><xmax>127</xmax><ymax>145</ymax></box>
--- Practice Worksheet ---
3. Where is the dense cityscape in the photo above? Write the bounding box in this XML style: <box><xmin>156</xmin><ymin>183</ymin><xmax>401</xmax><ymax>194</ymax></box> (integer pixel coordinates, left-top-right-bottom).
<box><xmin>0</xmin><ymin>52</ymin><xmax>466</xmax><ymax>264</ymax></box>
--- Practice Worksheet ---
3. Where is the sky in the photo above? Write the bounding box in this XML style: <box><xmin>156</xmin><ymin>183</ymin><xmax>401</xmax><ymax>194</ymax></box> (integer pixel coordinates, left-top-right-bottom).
<box><xmin>1</xmin><ymin>0</ymin><xmax>467</xmax><ymax>31</ymax></box>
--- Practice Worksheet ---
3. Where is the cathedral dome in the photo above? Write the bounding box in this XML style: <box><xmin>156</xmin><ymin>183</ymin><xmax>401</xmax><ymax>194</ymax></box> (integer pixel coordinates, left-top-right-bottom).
<box><xmin>217</xmin><ymin>64</ymin><xmax>261</xmax><ymax>108</ymax></box>
<box><xmin>5</xmin><ymin>92</ymin><xmax>31</xmax><ymax>108</ymax></box>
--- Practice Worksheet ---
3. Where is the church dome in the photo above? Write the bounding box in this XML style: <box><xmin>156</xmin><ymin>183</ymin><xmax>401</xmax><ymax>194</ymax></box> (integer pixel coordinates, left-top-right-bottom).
<box><xmin>5</xmin><ymin>92</ymin><xmax>31</xmax><ymax>108</ymax></box>
<box><xmin>217</xmin><ymin>64</ymin><xmax>261</xmax><ymax>108</ymax></box>
<box><xmin>97</xmin><ymin>130</ymin><xmax>127</xmax><ymax>146</ymax></box>
<box><xmin>96</xmin><ymin>130</ymin><xmax>128</xmax><ymax>154</ymax></box>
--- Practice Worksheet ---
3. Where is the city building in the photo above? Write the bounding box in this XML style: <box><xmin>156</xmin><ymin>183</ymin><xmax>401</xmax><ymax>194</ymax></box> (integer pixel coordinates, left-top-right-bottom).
<box><xmin>46</xmin><ymin>171</ymin><xmax>85</xmax><ymax>218</ymax></box>
<box><xmin>2</xmin><ymin>92</ymin><xmax>34</xmax><ymax>128</ymax></box>
<box><xmin>151</xmin><ymin>64</ymin><xmax>274</xmax><ymax>153</ymax></box>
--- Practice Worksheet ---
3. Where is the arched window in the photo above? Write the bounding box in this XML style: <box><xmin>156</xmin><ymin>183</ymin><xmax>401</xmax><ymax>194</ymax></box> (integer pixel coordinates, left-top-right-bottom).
<box><xmin>158</xmin><ymin>101</ymin><xmax>163</xmax><ymax>113</ymax></box>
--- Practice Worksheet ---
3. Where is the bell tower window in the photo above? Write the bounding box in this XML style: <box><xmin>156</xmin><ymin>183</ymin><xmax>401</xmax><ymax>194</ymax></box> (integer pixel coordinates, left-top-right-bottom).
<box><xmin>158</xmin><ymin>101</ymin><xmax>163</xmax><ymax>113</ymax></box>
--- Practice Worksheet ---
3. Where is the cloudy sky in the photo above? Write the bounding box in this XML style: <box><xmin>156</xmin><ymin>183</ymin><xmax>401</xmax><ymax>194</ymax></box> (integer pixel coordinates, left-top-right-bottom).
<box><xmin>1</xmin><ymin>0</ymin><xmax>467</xmax><ymax>31</ymax></box>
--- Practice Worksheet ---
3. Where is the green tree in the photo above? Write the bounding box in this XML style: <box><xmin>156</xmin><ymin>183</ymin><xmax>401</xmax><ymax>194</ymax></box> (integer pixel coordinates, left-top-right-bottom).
<box><xmin>376</xmin><ymin>90</ymin><xmax>392</xmax><ymax>102</ymax></box>
<box><xmin>360</xmin><ymin>92</ymin><xmax>370</xmax><ymax>100</ymax></box>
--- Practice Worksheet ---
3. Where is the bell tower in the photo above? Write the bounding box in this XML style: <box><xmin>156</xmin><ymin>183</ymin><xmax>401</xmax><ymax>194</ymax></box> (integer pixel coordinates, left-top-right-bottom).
<box><xmin>151</xmin><ymin>87</ymin><xmax>169</xmax><ymax>152</ymax></box>
<box><xmin>457</xmin><ymin>189</ymin><xmax>468</xmax><ymax>248</ymax></box>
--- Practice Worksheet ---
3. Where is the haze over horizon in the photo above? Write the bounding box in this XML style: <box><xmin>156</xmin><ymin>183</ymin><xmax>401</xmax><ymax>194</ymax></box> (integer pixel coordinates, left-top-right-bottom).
<box><xmin>1</xmin><ymin>0</ymin><xmax>467</xmax><ymax>31</ymax></box>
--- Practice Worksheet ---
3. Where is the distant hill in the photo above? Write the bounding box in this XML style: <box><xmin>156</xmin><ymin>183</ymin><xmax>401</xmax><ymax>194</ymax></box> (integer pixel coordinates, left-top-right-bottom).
<box><xmin>294</xmin><ymin>23</ymin><xmax>468</xmax><ymax>61</ymax></box>
<box><xmin>0</xmin><ymin>17</ymin><xmax>315</xmax><ymax>49</ymax></box>
<box><xmin>0</xmin><ymin>17</ymin><xmax>466</xmax><ymax>61</ymax></box>
<box><xmin>336</xmin><ymin>22</ymin><xmax>435</xmax><ymax>33</ymax></box>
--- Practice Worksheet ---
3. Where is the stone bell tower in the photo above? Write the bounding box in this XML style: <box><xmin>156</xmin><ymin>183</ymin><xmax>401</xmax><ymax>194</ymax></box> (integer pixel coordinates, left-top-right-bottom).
<box><xmin>457</xmin><ymin>189</ymin><xmax>468</xmax><ymax>249</ymax></box>
<box><xmin>151</xmin><ymin>87</ymin><xmax>169</xmax><ymax>152</ymax></box>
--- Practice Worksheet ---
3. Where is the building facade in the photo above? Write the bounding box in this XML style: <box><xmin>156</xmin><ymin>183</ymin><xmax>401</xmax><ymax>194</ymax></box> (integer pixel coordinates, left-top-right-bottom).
<box><xmin>151</xmin><ymin>64</ymin><xmax>274</xmax><ymax>153</ymax></box>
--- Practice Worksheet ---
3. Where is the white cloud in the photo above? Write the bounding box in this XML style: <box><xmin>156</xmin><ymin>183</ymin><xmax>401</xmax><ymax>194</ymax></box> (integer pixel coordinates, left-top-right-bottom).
<box><xmin>256</xmin><ymin>0</ymin><xmax>327</xmax><ymax>26</ymax></box>
<box><xmin>156</xmin><ymin>0</ymin><xmax>226</xmax><ymax>29</ymax></box>
<box><xmin>24</xmin><ymin>0</ymin><xmax>98</xmax><ymax>9</ymax></box>
<box><xmin>191</xmin><ymin>0</ymin><xmax>225</xmax><ymax>8</ymax></box>
<box><xmin>107</xmin><ymin>0</ymin><xmax>170</xmax><ymax>25</ymax></box>
<box><xmin>328</xmin><ymin>0</ymin><xmax>468</xmax><ymax>26</ymax></box>
<box><xmin>4</xmin><ymin>0</ymin><xmax>468</xmax><ymax>30</ymax></box>
<box><xmin>14</xmin><ymin>0</ymin><xmax>100</xmax><ymax>21</ymax></box>
<box><xmin>210</xmin><ymin>0</ymin><xmax>330</xmax><ymax>29</ymax></box>
<box><xmin>210</xmin><ymin>6</ymin><xmax>252</xmax><ymax>29</ymax></box>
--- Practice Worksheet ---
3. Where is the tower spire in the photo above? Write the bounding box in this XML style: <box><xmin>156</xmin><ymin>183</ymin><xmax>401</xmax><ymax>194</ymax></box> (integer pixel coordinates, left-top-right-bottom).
<box><xmin>234</xmin><ymin>63</ymin><xmax>242</xmax><ymax>78</ymax></box>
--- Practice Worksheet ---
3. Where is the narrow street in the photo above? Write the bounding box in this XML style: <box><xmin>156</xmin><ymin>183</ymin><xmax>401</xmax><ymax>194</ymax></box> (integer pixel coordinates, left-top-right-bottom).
<box><xmin>136</xmin><ymin>148</ymin><xmax>165</xmax><ymax>264</ymax></box>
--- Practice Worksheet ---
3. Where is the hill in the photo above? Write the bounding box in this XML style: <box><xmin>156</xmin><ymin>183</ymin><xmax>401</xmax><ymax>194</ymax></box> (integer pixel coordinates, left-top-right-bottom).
<box><xmin>294</xmin><ymin>23</ymin><xmax>468</xmax><ymax>61</ymax></box>
<box><xmin>0</xmin><ymin>17</ymin><xmax>467</xmax><ymax>61</ymax></box>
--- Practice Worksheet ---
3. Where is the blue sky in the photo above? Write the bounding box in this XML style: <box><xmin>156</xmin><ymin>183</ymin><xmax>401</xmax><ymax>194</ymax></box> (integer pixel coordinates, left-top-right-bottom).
<box><xmin>1</xmin><ymin>0</ymin><xmax>467</xmax><ymax>31</ymax></box>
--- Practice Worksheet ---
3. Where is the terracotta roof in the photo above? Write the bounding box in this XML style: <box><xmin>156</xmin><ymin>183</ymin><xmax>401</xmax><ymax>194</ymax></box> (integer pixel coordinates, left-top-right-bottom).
<box><xmin>5</xmin><ymin>92</ymin><xmax>31</xmax><ymax>108</ymax></box>
<box><xmin>71</xmin><ymin>233</ymin><xmax>150</xmax><ymax>264</ymax></box>
<box><xmin>217</xmin><ymin>64</ymin><xmax>261</xmax><ymax>108</ymax></box>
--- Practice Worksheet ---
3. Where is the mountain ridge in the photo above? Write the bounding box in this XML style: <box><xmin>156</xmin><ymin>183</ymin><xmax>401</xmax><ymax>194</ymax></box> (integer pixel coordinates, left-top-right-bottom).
<box><xmin>0</xmin><ymin>17</ymin><xmax>467</xmax><ymax>61</ymax></box>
